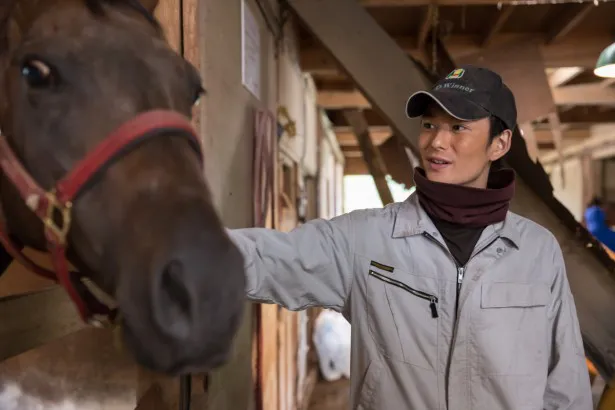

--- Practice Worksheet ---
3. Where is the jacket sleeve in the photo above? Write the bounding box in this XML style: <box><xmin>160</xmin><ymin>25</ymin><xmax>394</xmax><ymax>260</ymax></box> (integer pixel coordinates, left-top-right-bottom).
<box><xmin>543</xmin><ymin>241</ymin><xmax>593</xmax><ymax>410</ymax></box>
<box><xmin>226</xmin><ymin>212</ymin><xmax>355</xmax><ymax>313</ymax></box>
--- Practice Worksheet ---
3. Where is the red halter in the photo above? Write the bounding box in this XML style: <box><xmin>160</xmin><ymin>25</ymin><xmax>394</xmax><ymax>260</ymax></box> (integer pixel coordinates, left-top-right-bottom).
<box><xmin>0</xmin><ymin>110</ymin><xmax>203</xmax><ymax>326</ymax></box>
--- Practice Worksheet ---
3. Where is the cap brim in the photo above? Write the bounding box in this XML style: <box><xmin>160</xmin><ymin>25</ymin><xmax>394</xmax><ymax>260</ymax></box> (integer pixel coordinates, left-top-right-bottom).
<box><xmin>405</xmin><ymin>91</ymin><xmax>490</xmax><ymax>121</ymax></box>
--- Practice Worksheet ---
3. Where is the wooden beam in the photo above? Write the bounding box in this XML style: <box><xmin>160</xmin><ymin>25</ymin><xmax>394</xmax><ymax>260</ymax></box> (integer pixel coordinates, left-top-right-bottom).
<box><xmin>602</xmin><ymin>78</ymin><xmax>615</xmax><ymax>88</ymax></box>
<box><xmin>327</xmin><ymin>106</ymin><xmax>615</xmax><ymax>127</ymax></box>
<box><xmin>548</xmin><ymin>67</ymin><xmax>585</xmax><ymax>88</ymax></box>
<box><xmin>344</xmin><ymin>156</ymin><xmax>370</xmax><ymax>175</ymax></box>
<box><xmin>288</xmin><ymin>0</ymin><xmax>432</xmax><ymax>152</ymax></box>
<box><xmin>480</xmin><ymin>6</ymin><xmax>515</xmax><ymax>48</ymax></box>
<box><xmin>335</xmin><ymin>125</ymin><xmax>591</xmax><ymax>146</ymax></box>
<box><xmin>318</xmin><ymin>90</ymin><xmax>369</xmax><ymax>109</ymax></box>
<box><xmin>544</xmin><ymin>3</ymin><xmax>595</xmax><ymax>45</ymax></box>
<box><xmin>540</xmin><ymin>125</ymin><xmax>615</xmax><ymax>165</ymax></box>
<box><xmin>319</xmin><ymin>81</ymin><xmax>615</xmax><ymax>109</ymax></box>
<box><xmin>551</xmin><ymin>83</ymin><xmax>615</xmax><ymax>106</ymax></box>
<box><xmin>416</xmin><ymin>5</ymin><xmax>434</xmax><ymax>50</ymax></box>
<box><xmin>519</xmin><ymin>122</ymin><xmax>539</xmax><ymax>162</ymax></box>
<box><xmin>547</xmin><ymin>111</ymin><xmax>567</xmax><ymax>185</ymax></box>
<box><xmin>301</xmin><ymin>34</ymin><xmax>613</xmax><ymax>74</ymax></box>
<box><xmin>335</xmin><ymin>126</ymin><xmax>392</xmax><ymax>146</ymax></box>
<box><xmin>343</xmin><ymin>110</ymin><xmax>394</xmax><ymax>205</ymax></box>
<box><xmin>360</xmin><ymin>0</ymin><xmax>608</xmax><ymax>5</ymax></box>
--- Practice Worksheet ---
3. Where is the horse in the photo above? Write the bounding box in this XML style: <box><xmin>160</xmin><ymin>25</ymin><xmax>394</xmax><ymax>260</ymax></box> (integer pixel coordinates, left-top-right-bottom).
<box><xmin>0</xmin><ymin>0</ymin><xmax>247</xmax><ymax>377</ymax></box>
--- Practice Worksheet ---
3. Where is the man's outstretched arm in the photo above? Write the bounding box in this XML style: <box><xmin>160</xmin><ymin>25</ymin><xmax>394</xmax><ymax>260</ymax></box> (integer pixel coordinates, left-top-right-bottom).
<box><xmin>227</xmin><ymin>212</ymin><xmax>355</xmax><ymax>313</ymax></box>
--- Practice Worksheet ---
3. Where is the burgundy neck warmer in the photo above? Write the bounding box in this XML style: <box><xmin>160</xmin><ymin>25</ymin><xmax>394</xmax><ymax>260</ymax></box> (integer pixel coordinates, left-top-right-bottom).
<box><xmin>413</xmin><ymin>167</ymin><xmax>516</xmax><ymax>228</ymax></box>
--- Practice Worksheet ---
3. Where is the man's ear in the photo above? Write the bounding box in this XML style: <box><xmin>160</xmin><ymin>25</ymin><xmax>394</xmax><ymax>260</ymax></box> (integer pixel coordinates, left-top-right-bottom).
<box><xmin>488</xmin><ymin>129</ymin><xmax>513</xmax><ymax>162</ymax></box>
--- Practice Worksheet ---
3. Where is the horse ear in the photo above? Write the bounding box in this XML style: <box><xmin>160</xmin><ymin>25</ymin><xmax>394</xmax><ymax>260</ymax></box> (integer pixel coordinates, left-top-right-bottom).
<box><xmin>138</xmin><ymin>0</ymin><xmax>159</xmax><ymax>13</ymax></box>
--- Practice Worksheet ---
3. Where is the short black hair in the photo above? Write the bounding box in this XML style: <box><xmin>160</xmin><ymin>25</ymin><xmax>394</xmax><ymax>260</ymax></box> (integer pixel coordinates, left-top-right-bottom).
<box><xmin>589</xmin><ymin>196</ymin><xmax>603</xmax><ymax>208</ymax></box>
<box><xmin>489</xmin><ymin>115</ymin><xmax>508</xmax><ymax>141</ymax></box>
<box><xmin>489</xmin><ymin>116</ymin><xmax>509</xmax><ymax>169</ymax></box>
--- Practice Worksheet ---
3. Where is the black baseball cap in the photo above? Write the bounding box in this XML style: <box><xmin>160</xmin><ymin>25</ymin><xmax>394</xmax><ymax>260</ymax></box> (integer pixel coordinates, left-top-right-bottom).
<box><xmin>405</xmin><ymin>65</ymin><xmax>517</xmax><ymax>131</ymax></box>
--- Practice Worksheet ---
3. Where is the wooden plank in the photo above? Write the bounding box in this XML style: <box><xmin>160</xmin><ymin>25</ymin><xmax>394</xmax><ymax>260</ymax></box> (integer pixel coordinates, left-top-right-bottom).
<box><xmin>549</xmin><ymin>67</ymin><xmax>584</xmax><ymax>88</ymax></box>
<box><xmin>0</xmin><ymin>328</ymin><xmax>138</xmax><ymax>409</ymax></box>
<box><xmin>518</xmin><ymin>122</ymin><xmax>539</xmax><ymax>162</ymax></box>
<box><xmin>480</xmin><ymin>6</ymin><xmax>515</xmax><ymax>48</ymax></box>
<box><xmin>343</xmin><ymin>109</ymin><xmax>394</xmax><ymax>205</ymax></box>
<box><xmin>300</xmin><ymin>34</ymin><xmax>614</xmax><ymax>73</ymax></box>
<box><xmin>360</xmin><ymin>0</ymin><xmax>606</xmax><ymax>6</ymax></box>
<box><xmin>154</xmin><ymin>0</ymin><xmax>181</xmax><ymax>53</ymax></box>
<box><xmin>544</xmin><ymin>3</ymin><xmax>595</xmax><ymax>45</ymax></box>
<box><xmin>456</xmin><ymin>39</ymin><xmax>556</xmax><ymax>124</ymax></box>
<box><xmin>0</xmin><ymin>287</ymin><xmax>85</xmax><ymax>361</ymax></box>
<box><xmin>551</xmin><ymin>83</ymin><xmax>615</xmax><ymax>106</ymax></box>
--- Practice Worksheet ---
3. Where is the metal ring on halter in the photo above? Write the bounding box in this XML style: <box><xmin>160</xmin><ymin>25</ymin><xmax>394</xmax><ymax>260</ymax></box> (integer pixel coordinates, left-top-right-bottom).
<box><xmin>43</xmin><ymin>190</ymin><xmax>73</xmax><ymax>245</ymax></box>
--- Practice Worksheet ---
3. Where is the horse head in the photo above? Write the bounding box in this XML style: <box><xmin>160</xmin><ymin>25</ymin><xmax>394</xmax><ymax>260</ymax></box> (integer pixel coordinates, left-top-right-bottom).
<box><xmin>0</xmin><ymin>0</ymin><xmax>247</xmax><ymax>375</ymax></box>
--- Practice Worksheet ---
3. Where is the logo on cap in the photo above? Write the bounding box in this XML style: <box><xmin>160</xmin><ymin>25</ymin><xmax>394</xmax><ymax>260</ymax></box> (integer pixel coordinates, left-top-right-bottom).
<box><xmin>446</xmin><ymin>68</ymin><xmax>465</xmax><ymax>79</ymax></box>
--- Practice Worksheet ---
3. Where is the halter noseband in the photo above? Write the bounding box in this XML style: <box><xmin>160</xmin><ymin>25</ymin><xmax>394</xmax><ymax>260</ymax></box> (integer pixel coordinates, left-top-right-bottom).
<box><xmin>0</xmin><ymin>109</ymin><xmax>203</xmax><ymax>326</ymax></box>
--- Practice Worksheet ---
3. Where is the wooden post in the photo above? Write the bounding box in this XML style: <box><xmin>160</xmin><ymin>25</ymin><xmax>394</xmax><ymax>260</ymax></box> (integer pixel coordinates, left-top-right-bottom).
<box><xmin>343</xmin><ymin>109</ymin><xmax>394</xmax><ymax>205</ymax></box>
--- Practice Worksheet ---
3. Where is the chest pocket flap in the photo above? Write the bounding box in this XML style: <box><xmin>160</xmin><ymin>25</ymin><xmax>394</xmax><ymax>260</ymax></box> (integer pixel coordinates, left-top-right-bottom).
<box><xmin>481</xmin><ymin>282</ymin><xmax>551</xmax><ymax>309</ymax></box>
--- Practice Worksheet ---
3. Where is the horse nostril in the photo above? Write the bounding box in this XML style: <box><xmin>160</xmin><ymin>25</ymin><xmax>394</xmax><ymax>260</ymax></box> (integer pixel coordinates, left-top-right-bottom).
<box><xmin>157</xmin><ymin>259</ymin><xmax>193</xmax><ymax>340</ymax></box>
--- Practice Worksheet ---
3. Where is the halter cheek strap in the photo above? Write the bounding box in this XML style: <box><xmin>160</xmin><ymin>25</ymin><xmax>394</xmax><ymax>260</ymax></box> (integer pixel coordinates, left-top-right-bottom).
<box><xmin>0</xmin><ymin>109</ymin><xmax>203</xmax><ymax>326</ymax></box>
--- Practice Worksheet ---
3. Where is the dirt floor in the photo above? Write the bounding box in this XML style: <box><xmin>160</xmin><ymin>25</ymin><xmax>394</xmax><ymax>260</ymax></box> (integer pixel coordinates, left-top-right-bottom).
<box><xmin>307</xmin><ymin>378</ymin><xmax>350</xmax><ymax>410</ymax></box>
<box><xmin>306</xmin><ymin>374</ymin><xmax>607</xmax><ymax>410</ymax></box>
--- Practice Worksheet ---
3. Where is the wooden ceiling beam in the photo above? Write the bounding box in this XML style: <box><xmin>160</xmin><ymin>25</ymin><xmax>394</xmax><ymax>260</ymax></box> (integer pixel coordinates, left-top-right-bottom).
<box><xmin>318</xmin><ymin>82</ymin><xmax>615</xmax><ymax>109</ymax></box>
<box><xmin>416</xmin><ymin>5</ymin><xmax>435</xmax><ymax>50</ymax></box>
<box><xmin>334</xmin><ymin>125</ymin><xmax>591</xmax><ymax>145</ymax></box>
<box><xmin>548</xmin><ymin>67</ymin><xmax>585</xmax><ymax>88</ymax></box>
<box><xmin>335</xmin><ymin>126</ymin><xmax>392</xmax><ymax>146</ymax></box>
<box><xmin>550</xmin><ymin>83</ymin><xmax>615</xmax><ymax>106</ymax></box>
<box><xmin>480</xmin><ymin>6</ymin><xmax>515</xmax><ymax>48</ymax></box>
<box><xmin>544</xmin><ymin>3</ymin><xmax>595</xmax><ymax>45</ymax></box>
<box><xmin>360</xmin><ymin>0</ymin><xmax>606</xmax><ymax>5</ymax></box>
<box><xmin>327</xmin><ymin>106</ymin><xmax>615</xmax><ymax>127</ymax></box>
<box><xmin>343</xmin><ymin>109</ymin><xmax>394</xmax><ymax>205</ymax></box>
<box><xmin>301</xmin><ymin>34</ymin><xmax>613</xmax><ymax>73</ymax></box>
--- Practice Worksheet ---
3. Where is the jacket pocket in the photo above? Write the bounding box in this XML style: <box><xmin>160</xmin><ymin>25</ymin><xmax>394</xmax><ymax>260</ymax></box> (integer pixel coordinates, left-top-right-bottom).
<box><xmin>366</xmin><ymin>264</ymin><xmax>439</xmax><ymax>370</ymax></box>
<box><xmin>474</xmin><ymin>282</ymin><xmax>550</xmax><ymax>376</ymax></box>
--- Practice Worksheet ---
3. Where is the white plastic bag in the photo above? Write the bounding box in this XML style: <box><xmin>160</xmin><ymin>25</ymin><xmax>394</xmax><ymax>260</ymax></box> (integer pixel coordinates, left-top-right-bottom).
<box><xmin>312</xmin><ymin>309</ymin><xmax>351</xmax><ymax>381</ymax></box>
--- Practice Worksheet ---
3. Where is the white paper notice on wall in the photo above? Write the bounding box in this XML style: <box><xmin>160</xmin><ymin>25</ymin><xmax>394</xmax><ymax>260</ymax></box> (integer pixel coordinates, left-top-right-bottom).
<box><xmin>241</xmin><ymin>0</ymin><xmax>261</xmax><ymax>100</ymax></box>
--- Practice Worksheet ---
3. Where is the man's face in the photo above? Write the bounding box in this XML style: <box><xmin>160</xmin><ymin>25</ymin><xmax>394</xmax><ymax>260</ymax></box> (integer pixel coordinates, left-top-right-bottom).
<box><xmin>418</xmin><ymin>104</ymin><xmax>511</xmax><ymax>188</ymax></box>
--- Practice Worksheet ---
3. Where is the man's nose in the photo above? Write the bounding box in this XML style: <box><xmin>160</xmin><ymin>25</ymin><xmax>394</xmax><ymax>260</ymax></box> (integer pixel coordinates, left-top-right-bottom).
<box><xmin>430</xmin><ymin>129</ymin><xmax>451</xmax><ymax>150</ymax></box>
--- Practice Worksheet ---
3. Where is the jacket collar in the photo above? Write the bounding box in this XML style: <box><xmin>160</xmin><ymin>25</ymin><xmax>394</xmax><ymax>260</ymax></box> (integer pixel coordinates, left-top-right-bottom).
<box><xmin>392</xmin><ymin>192</ymin><xmax>521</xmax><ymax>248</ymax></box>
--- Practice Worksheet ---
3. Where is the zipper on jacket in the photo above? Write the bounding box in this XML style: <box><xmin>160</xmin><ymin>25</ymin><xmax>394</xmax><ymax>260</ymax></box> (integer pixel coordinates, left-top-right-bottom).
<box><xmin>422</xmin><ymin>232</ymin><xmax>498</xmax><ymax>316</ymax></box>
<box><xmin>368</xmin><ymin>270</ymin><xmax>439</xmax><ymax>318</ymax></box>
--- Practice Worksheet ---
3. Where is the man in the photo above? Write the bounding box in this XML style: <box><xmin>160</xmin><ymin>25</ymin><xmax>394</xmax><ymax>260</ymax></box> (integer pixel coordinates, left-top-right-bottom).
<box><xmin>585</xmin><ymin>196</ymin><xmax>615</xmax><ymax>253</ymax></box>
<box><xmin>228</xmin><ymin>66</ymin><xmax>592</xmax><ymax>409</ymax></box>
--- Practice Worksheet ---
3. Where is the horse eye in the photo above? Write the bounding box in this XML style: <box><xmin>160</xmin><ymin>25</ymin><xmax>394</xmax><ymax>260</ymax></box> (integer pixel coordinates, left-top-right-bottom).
<box><xmin>192</xmin><ymin>86</ymin><xmax>205</xmax><ymax>106</ymax></box>
<box><xmin>21</xmin><ymin>59</ymin><xmax>55</xmax><ymax>88</ymax></box>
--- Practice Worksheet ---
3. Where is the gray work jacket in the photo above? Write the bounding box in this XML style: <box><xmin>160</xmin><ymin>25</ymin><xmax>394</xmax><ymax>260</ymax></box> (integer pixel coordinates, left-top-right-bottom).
<box><xmin>228</xmin><ymin>193</ymin><xmax>592</xmax><ymax>409</ymax></box>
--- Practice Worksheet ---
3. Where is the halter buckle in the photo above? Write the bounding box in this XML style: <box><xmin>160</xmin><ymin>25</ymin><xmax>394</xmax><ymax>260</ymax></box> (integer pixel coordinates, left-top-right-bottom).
<box><xmin>43</xmin><ymin>190</ymin><xmax>73</xmax><ymax>245</ymax></box>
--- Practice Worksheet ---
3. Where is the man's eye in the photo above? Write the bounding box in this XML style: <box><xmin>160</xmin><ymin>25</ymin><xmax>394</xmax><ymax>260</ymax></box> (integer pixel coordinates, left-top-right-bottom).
<box><xmin>452</xmin><ymin>124</ymin><xmax>467</xmax><ymax>132</ymax></box>
<box><xmin>422</xmin><ymin>122</ymin><xmax>434</xmax><ymax>129</ymax></box>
